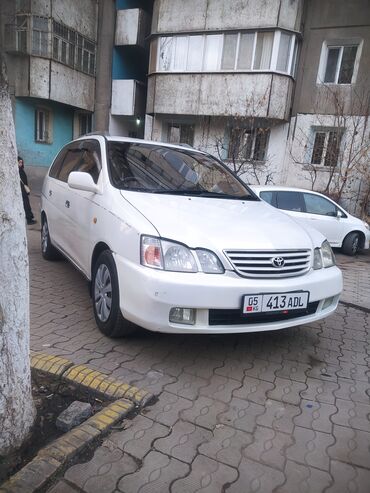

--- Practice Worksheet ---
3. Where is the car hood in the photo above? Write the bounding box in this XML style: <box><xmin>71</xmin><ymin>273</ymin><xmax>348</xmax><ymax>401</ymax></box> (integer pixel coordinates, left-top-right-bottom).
<box><xmin>121</xmin><ymin>191</ymin><xmax>318</xmax><ymax>251</ymax></box>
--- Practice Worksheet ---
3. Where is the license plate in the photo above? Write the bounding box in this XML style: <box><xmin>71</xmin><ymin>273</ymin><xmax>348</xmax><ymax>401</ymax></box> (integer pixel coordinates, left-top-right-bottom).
<box><xmin>242</xmin><ymin>291</ymin><xmax>309</xmax><ymax>315</ymax></box>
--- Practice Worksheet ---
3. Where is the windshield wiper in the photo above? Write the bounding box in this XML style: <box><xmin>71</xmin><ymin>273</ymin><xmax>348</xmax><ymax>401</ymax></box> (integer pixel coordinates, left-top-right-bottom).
<box><xmin>149</xmin><ymin>189</ymin><xmax>256</xmax><ymax>200</ymax></box>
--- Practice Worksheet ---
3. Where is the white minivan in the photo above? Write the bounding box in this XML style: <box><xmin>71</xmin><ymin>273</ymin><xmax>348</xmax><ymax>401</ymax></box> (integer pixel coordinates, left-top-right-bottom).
<box><xmin>252</xmin><ymin>186</ymin><xmax>370</xmax><ymax>256</ymax></box>
<box><xmin>41</xmin><ymin>136</ymin><xmax>342</xmax><ymax>337</ymax></box>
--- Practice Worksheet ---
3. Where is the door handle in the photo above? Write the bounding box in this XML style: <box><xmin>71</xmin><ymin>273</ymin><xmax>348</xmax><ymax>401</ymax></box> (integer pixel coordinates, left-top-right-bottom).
<box><xmin>49</xmin><ymin>189</ymin><xmax>52</xmax><ymax>197</ymax></box>
<box><xmin>65</xmin><ymin>200</ymin><xmax>70</xmax><ymax>208</ymax></box>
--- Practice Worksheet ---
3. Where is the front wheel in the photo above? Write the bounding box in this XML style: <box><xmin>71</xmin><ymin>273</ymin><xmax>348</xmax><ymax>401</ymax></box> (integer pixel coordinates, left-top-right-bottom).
<box><xmin>92</xmin><ymin>250</ymin><xmax>136</xmax><ymax>337</ymax></box>
<box><xmin>342</xmin><ymin>232</ymin><xmax>360</xmax><ymax>256</ymax></box>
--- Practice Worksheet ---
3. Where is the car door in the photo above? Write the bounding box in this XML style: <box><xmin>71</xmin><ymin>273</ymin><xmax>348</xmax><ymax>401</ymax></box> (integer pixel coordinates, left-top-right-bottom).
<box><xmin>45</xmin><ymin>143</ymin><xmax>84</xmax><ymax>256</ymax></box>
<box><xmin>302</xmin><ymin>192</ymin><xmax>345</xmax><ymax>246</ymax></box>
<box><xmin>65</xmin><ymin>139</ymin><xmax>102</xmax><ymax>275</ymax></box>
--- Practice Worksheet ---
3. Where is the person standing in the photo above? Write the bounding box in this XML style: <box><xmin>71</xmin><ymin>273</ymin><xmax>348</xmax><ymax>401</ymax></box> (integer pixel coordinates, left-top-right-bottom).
<box><xmin>18</xmin><ymin>156</ymin><xmax>36</xmax><ymax>225</ymax></box>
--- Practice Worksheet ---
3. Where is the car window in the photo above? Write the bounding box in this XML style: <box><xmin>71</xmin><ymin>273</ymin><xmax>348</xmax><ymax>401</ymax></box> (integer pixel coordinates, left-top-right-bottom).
<box><xmin>276</xmin><ymin>191</ymin><xmax>304</xmax><ymax>212</ymax></box>
<box><xmin>303</xmin><ymin>193</ymin><xmax>337</xmax><ymax>216</ymax></box>
<box><xmin>74</xmin><ymin>140</ymin><xmax>102</xmax><ymax>184</ymax></box>
<box><xmin>260</xmin><ymin>191</ymin><xmax>275</xmax><ymax>206</ymax></box>
<box><xmin>49</xmin><ymin>146</ymin><xmax>68</xmax><ymax>178</ymax></box>
<box><xmin>57</xmin><ymin>147</ymin><xmax>84</xmax><ymax>183</ymax></box>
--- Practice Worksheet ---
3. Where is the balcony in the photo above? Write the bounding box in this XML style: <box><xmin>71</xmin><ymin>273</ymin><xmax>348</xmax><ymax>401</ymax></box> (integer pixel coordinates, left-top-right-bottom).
<box><xmin>115</xmin><ymin>9</ymin><xmax>150</xmax><ymax>48</ymax></box>
<box><xmin>111</xmin><ymin>79</ymin><xmax>146</xmax><ymax>116</ymax></box>
<box><xmin>146</xmin><ymin>73</ymin><xmax>294</xmax><ymax>121</ymax></box>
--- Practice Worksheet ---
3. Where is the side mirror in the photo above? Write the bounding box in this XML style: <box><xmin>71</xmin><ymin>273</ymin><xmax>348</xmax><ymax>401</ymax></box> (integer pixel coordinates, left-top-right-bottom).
<box><xmin>336</xmin><ymin>209</ymin><xmax>343</xmax><ymax>219</ymax></box>
<box><xmin>68</xmin><ymin>171</ymin><xmax>99</xmax><ymax>193</ymax></box>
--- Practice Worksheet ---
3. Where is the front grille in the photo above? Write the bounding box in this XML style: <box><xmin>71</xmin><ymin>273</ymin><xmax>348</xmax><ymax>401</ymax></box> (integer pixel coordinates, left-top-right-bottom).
<box><xmin>209</xmin><ymin>301</ymin><xmax>319</xmax><ymax>326</ymax></box>
<box><xmin>223</xmin><ymin>249</ymin><xmax>311</xmax><ymax>278</ymax></box>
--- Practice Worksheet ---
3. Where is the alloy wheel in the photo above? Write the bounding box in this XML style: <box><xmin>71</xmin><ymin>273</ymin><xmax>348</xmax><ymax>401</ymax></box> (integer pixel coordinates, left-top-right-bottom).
<box><xmin>94</xmin><ymin>264</ymin><xmax>112</xmax><ymax>322</ymax></box>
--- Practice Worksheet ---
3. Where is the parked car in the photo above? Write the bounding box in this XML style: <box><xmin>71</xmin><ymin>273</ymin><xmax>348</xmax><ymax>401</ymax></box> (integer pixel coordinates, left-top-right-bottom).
<box><xmin>251</xmin><ymin>186</ymin><xmax>370</xmax><ymax>256</ymax></box>
<box><xmin>41</xmin><ymin>136</ymin><xmax>342</xmax><ymax>337</ymax></box>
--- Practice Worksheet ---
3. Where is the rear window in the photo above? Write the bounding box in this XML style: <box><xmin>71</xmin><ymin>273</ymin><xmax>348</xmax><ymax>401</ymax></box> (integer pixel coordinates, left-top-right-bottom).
<box><xmin>276</xmin><ymin>191</ymin><xmax>304</xmax><ymax>212</ymax></box>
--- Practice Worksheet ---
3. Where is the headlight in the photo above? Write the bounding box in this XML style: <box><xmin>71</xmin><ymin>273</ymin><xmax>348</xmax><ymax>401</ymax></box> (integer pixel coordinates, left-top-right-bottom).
<box><xmin>196</xmin><ymin>249</ymin><xmax>224</xmax><ymax>274</ymax></box>
<box><xmin>321</xmin><ymin>240</ymin><xmax>336</xmax><ymax>267</ymax></box>
<box><xmin>141</xmin><ymin>236</ymin><xmax>224</xmax><ymax>273</ymax></box>
<box><xmin>313</xmin><ymin>241</ymin><xmax>335</xmax><ymax>269</ymax></box>
<box><xmin>162</xmin><ymin>240</ymin><xmax>197</xmax><ymax>272</ymax></box>
<box><xmin>313</xmin><ymin>248</ymin><xmax>322</xmax><ymax>270</ymax></box>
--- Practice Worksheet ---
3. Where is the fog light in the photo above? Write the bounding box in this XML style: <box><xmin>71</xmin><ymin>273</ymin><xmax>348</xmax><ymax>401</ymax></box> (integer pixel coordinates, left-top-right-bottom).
<box><xmin>169</xmin><ymin>307</ymin><xmax>196</xmax><ymax>325</ymax></box>
<box><xmin>322</xmin><ymin>297</ymin><xmax>334</xmax><ymax>310</ymax></box>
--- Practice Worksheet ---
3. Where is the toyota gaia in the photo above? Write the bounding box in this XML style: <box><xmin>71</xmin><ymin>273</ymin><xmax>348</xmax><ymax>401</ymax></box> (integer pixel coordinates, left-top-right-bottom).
<box><xmin>41</xmin><ymin>136</ymin><xmax>343</xmax><ymax>337</ymax></box>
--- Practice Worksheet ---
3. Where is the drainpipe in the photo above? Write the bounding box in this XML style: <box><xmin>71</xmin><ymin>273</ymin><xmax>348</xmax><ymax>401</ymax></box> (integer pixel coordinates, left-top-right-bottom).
<box><xmin>94</xmin><ymin>0</ymin><xmax>115</xmax><ymax>133</ymax></box>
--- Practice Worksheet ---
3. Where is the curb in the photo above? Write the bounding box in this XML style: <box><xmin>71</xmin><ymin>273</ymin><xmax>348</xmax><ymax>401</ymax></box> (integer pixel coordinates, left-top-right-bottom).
<box><xmin>31</xmin><ymin>352</ymin><xmax>154</xmax><ymax>407</ymax></box>
<box><xmin>0</xmin><ymin>352</ymin><xmax>154</xmax><ymax>493</ymax></box>
<box><xmin>0</xmin><ymin>399</ymin><xmax>133</xmax><ymax>493</ymax></box>
<box><xmin>339</xmin><ymin>300</ymin><xmax>370</xmax><ymax>314</ymax></box>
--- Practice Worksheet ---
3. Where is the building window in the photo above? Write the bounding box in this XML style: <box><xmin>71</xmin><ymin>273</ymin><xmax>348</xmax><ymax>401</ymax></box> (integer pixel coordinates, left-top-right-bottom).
<box><xmin>32</xmin><ymin>16</ymin><xmax>49</xmax><ymax>56</ymax></box>
<box><xmin>52</xmin><ymin>21</ymin><xmax>96</xmax><ymax>75</ymax></box>
<box><xmin>228</xmin><ymin>128</ymin><xmax>270</xmax><ymax>161</ymax></box>
<box><xmin>77</xmin><ymin>113</ymin><xmax>92</xmax><ymax>136</ymax></box>
<box><xmin>157</xmin><ymin>30</ymin><xmax>297</xmax><ymax>75</ymax></box>
<box><xmin>35</xmin><ymin>108</ymin><xmax>52</xmax><ymax>143</ymax></box>
<box><xmin>319</xmin><ymin>42</ymin><xmax>360</xmax><ymax>84</ymax></box>
<box><xmin>310</xmin><ymin>129</ymin><xmax>343</xmax><ymax>167</ymax></box>
<box><xmin>167</xmin><ymin>123</ymin><xmax>195</xmax><ymax>146</ymax></box>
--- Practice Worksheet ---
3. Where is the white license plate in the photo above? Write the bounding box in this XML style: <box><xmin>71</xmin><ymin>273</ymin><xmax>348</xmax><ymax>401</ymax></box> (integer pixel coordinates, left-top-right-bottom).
<box><xmin>242</xmin><ymin>292</ymin><xmax>309</xmax><ymax>315</ymax></box>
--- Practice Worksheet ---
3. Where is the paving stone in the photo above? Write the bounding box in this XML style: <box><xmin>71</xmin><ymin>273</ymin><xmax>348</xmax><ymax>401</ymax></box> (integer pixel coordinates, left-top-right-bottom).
<box><xmin>300</xmin><ymin>377</ymin><xmax>339</xmax><ymax>404</ymax></box>
<box><xmin>142</xmin><ymin>391</ymin><xmax>193</xmax><ymax>426</ymax></box>
<box><xmin>183</xmin><ymin>357</ymin><xmax>224</xmax><ymax>379</ymax></box>
<box><xmin>218</xmin><ymin>398</ymin><xmax>265</xmax><ymax>433</ymax></box>
<box><xmin>294</xmin><ymin>400</ymin><xmax>336</xmax><ymax>433</ymax></box>
<box><xmin>244</xmin><ymin>358</ymin><xmax>282</xmax><ymax>383</ymax></box>
<box><xmin>331</xmin><ymin>398</ymin><xmax>370</xmax><ymax>431</ymax></box>
<box><xmin>47</xmin><ymin>480</ymin><xmax>80</xmax><ymax>492</ymax></box>
<box><xmin>154</xmin><ymin>420</ymin><xmax>212</xmax><ymax>463</ymax></box>
<box><xmin>275</xmin><ymin>361</ymin><xmax>310</xmax><ymax>383</ymax></box>
<box><xmin>199</xmin><ymin>374</ymin><xmax>241</xmax><ymax>403</ymax></box>
<box><xmin>198</xmin><ymin>424</ymin><xmax>252</xmax><ymax>467</ymax></box>
<box><xmin>64</xmin><ymin>445</ymin><xmax>137</xmax><ymax>493</ymax></box>
<box><xmin>233</xmin><ymin>376</ymin><xmax>275</xmax><ymax>404</ymax></box>
<box><xmin>336</xmin><ymin>362</ymin><xmax>369</xmax><ymax>382</ymax></box>
<box><xmin>181</xmin><ymin>396</ymin><xmax>228</xmax><ymax>430</ymax></box>
<box><xmin>227</xmin><ymin>456</ymin><xmax>285</xmax><ymax>493</ymax></box>
<box><xmin>306</xmin><ymin>361</ymin><xmax>340</xmax><ymax>382</ymax></box>
<box><xmin>56</xmin><ymin>401</ymin><xmax>92</xmax><ymax>432</ymax></box>
<box><xmin>117</xmin><ymin>451</ymin><xmax>188</xmax><ymax>493</ymax></box>
<box><xmin>164</xmin><ymin>372</ymin><xmax>208</xmax><ymax>400</ymax></box>
<box><xmin>130</xmin><ymin>370</ymin><xmax>176</xmax><ymax>395</ymax></box>
<box><xmin>326</xmin><ymin>460</ymin><xmax>370</xmax><ymax>493</ymax></box>
<box><xmin>286</xmin><ymin>426</ymin><xmax>335</xmax><ymax>471</ymax></box>
<box><xmin>334</xmin><ymin>377</ymin><xmax>370</xmax><ymax>404</ymax></box>
<box><xmin>214</xmin><ymin>358</ymin><xmax>253</xmax><ymax>381</ymax></box>
<box><xmin>242</xmin><ymin>425</ymin><xmax>293</xmax><ymax>471</ymax></box>
<box><xmin>109</xmin><ymin>415</ymin><xmax>169</xmax><ymax>459</ymax></box>
<box><xmin>275</xmin><ymin>460</ymin><xmax>332</xmax><ymax>493</ymax></box>
<box><xmin>256</xmin><ymin>399</ymin><xmax>301</xmax><ymax>434</ymax></box>
<box><xmin>267</xmin><ymin>377</ymin><xmax>307</xmax><ymax>405</ymax></box>
<box><xmin>172</xmin><ymin>454</ymin><xmax>238</xmax><ymax>493</ymax></box>
<box><xmin>328</xmin><ymin>425</ymin><xmax>370</xmax><ymax>468</ymax></box>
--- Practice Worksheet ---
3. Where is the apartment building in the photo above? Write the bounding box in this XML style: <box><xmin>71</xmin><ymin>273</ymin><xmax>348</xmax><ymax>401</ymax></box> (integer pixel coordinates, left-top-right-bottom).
<box><xmin>4</xmin><ymin>0</ymin><xmax>98</xmax><ymax>172</ymax></box>
<box><xmin>144</xmin><ymin>0</ymin><xmax>304</xmax><ymax>183</ymax></box>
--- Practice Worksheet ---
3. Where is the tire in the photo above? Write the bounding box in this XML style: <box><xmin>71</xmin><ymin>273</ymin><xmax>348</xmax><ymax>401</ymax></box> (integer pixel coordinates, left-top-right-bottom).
<box><xmin>92</xmin><ymin>250</ymin><xmax>136</xmax><ymax>337</ymax></box>
<box><xmin>41</xmin><ymin>216</ymin><xmax>61</xmax><ymax>260</ymax></box>
<box><xmin>342</xmin><ymin>232</ymin><xmax>360</xmax><ymax>256</ymax></box>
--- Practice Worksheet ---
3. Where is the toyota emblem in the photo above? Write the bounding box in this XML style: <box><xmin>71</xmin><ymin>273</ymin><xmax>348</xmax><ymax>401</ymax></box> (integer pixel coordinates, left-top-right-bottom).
<box><xmin>272</xmin><ymin>256</ymin><xmax>285</xmax><ymax>268</ymax></box>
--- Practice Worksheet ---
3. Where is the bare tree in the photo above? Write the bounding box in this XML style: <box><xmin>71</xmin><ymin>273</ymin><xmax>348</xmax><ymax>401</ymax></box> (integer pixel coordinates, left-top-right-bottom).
<box><xmin>290</xmin><ymin>84</ymin><xmax>370</xmax><ymax>218</ymax></box>
<box><xmin>0</xmin><ymin>4</ymin><xmax>35</xmax><ymax>455</ymax></box>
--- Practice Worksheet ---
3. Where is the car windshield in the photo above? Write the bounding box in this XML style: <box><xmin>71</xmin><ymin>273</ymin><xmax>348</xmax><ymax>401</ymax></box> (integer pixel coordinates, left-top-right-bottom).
<box><xmin>107</xmin><ymin>141</ymin><xmax>256</xmax><ymax>200</ymax></box>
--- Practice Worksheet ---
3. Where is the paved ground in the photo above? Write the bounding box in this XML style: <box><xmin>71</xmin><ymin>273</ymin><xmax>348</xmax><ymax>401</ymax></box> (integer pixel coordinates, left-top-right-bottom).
<box><xmin>27</xmin><ymin>197</ymin><xmax>370</xmax><ymax>493</ymax></box>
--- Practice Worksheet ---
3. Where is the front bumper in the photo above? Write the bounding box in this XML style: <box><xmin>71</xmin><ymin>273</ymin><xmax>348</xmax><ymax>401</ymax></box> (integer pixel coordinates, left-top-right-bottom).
<box><xmin>114</xmin><ymin>253</ymin><xmax>343</xmax><ymax>334</ymax></box>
